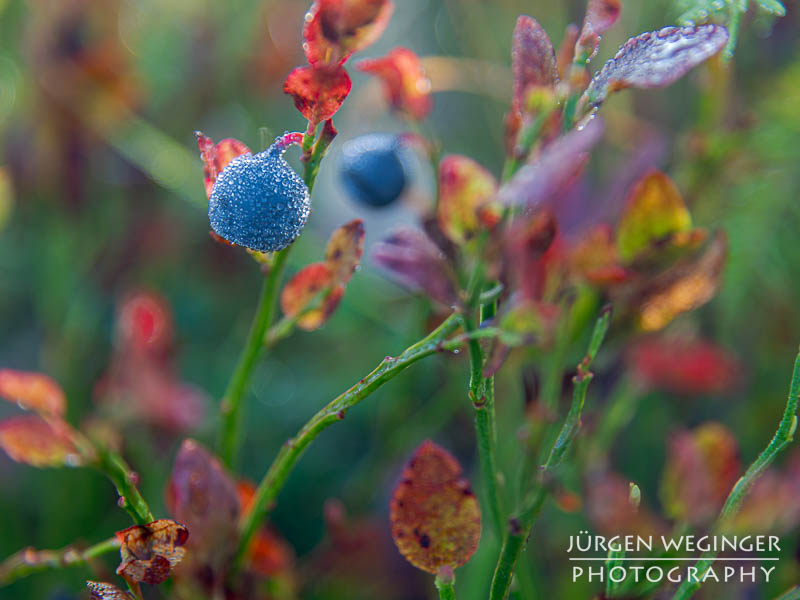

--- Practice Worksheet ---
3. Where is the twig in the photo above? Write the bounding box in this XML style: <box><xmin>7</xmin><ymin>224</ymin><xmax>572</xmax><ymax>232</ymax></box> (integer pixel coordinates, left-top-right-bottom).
<box><xmin>0</xmin><ymin>537</ymin><xmax>120</xmax><ymax>586</ymax></box>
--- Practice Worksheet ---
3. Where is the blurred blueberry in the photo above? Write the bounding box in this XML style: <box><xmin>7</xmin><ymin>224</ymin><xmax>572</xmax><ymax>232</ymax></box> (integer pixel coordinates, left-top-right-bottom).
<box><xmin>208</xmin><ymin>137</ymin><xmax>310</xmax><ymax>252</ymax></box>
<box><xmin>339</xmin><ymin>134</ymin><xmax>410</xmax><ymax>208</ymax></box>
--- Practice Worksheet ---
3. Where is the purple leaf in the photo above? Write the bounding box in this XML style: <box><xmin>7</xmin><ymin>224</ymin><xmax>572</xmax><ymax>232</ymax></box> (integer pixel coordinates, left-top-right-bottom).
<box><xmin>498</xmin><ymin>117</ymin><xmax>604</xmax><ymax>209</ymax></box>
<box><xmin>586</xmin><ymin>25</ymin><xmax>729</xmax><ymax>107</ymax></box>
<box><xmin>372</xmin><ymin>228</ymin><xmax>460</xmax><ymax>307</ymax></box>
<box><xmin>511</xmin><ymin>16</ymin><xmax>558</xmax><ymax>112</ymax></box>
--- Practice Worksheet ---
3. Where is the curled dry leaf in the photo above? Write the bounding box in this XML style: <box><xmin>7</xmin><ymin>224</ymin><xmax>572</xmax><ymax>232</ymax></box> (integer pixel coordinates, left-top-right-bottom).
<box><xmin>0</xmin><ymin>415</ymin><xmax>81</xmax><ymax>467</ymax></box>
<box><xmin>636</xmin><ymin>231</ymin><xmax>727</xmax><ymax>331</ymax></box>
<box><xmin>196</xmin><ymin>133</ymin><xmax>251</xmax><ymax>199</ymax></box>
<box><xmin>511</xmin><ymin>16</ymin><xmax>557</xmax><ymax>113</ymax></box>
<box><xmin>616</xmin><ymin>170</ymin><xmax>692</xmax><ymax>263</ymax></box>
<box><xmin>281</xmin><ymin>263</ymin><xmax>344</xmax><ymax>331</ymax></box>
<box><xmin>661</xmin><ymin>423</ymin><xmax>740</xmax><ymax>526</ymax></box>
<box><xmin>358</xmin><ymin>47</ymin><xmax>433</xmax><ymax>120</ymax></box>
<box><xmin>283</xmin><ymin>65</ymin><xmax>352</xmax><ymax>126</ymax></box>
<box><xmin>325</xmin><ymin>218</ymin><xmax>365</xmax><ymax>285</ymax></box>
<box><xmin>116</xmin><ymin>519</ymin><xmax>189</xmax><ymax>585</ymax></box>
<box><xmin>437</xmin><ymin>155</ymin><xmax>500</xmax><ymax>245</ymax></box>
<box><xmin>586</xmin><ymin>25</ymin><xmax>729</xmax><ymax>107</ymax></box>
<box><xmin>389</xmin><ymin>440</ymin><xmax>481</xmax><ymax>574</ymax></box>
<box><xmin>166</xmin><ymin>440</ymin><xmax>240</xmax><ymax>570</ymax></box>
<box><xmin>303</xmin><ymin>0</ymin><xmax>394</xmax><ymax>67</ymax></box>
<box><xmin>0</xmin><ymin>369</ymin><xmax>66</xmax><ymax>418</ymax></box>
<box><xmin>499</xmin><ymin>117</ymin><xmax>604</xmax><ymax>209</ymax></box>
<box><xmin>372</xmin><ymin>228</ymin><xmax>459</xmax><ymax>307</ymax></box>
<box><xmin>87</xmin><ymin>581</ymin><xmax>134</xmax><ymax>600</ymax></box>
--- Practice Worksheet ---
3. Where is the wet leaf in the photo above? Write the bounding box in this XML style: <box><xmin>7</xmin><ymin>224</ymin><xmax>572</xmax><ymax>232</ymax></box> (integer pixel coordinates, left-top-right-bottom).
<box><xmin>511</xmin><ymin>16</ymin><xmax>558</xmax><ymax>112</ymax></box>
<box><xmin>576</xmin><ymin>0</ymin><xmax>622</xmax><ymax>61</ymax></box>
<box><xmin>661</xmin><ymin>423</ymin><xmax>740</xmax><ymax>526</ymax></box>
<box><xmin>0</xmin><ymin>369</ymin><xmax>66</xmax><ymax>418</ymax></box>
<box><xmin>303</xmin><ymin>0</ymin><xmax>394</xmax><ymax>67</ymax></box>
<box><xmin>372</xmin><ymin>229</ymin><xmax>459</xmax><ymax>307</ymax></box>
<box><xmin>325</xmin><ymin>219</ymin><xmax>365</xmax><ymax>285</ymax></box>
<box><xmin>499</xmin><ymin>117</ymin><xmax>604</xmax><ymax>208</ymax></box>
<box><xmin>390</xmin><ymin>440</ymin><xmax>481</xmax><ymax>573</ymax></box>
<box><xmin>196</xmin><ymin>133</ymin><xmax>251</xmax><ymax>198</ymax></box>
<box><xmin>0</xmin><ymin>415</ymin><xmax>81</xmax><ymax>467</ymax></box>
<box><xmin>629</xmin><ymin>337</ymin><xmax>741</xmax><ymax>395</ymax></box>
<box><xmin>637</xmin><ymin>231</ymin><xmax>727</xmax><ymax>331</ymax></box>
<box><xmin>86</xmin><ymin>581</ymin><xmax>134</xmax><ymax>600</ymax></box>
<box><xmin>280</xmin><ymin>263</ymin><xmax>344</xmax><ymax>331</ymax></box>
<box><xmin>437</xmin><ymin>155</ymin><xmax>500</xmax><ymax>245</ymax></box>
<box><xmin>586</xmin><ymin>25</ymin><xmax>729</xmax><ymax>106</ymax></box>
<box><xmin>616</xmin><ymin>170</ymin><xmax>692</xmax><ymax>263</ymax></box>
<box><xmin>570</xmin><ymin>224</ymin><xmax>630</xmax><ymax>285</ymax></box>
<box><xmin>116</xmin><ymin>519</ymin><xmax>189</xmax><ymax>585</ymax></box>
<box><xmin>358</xmin><ymin>47</ymin><xmax>433</xmax><ymax>120</ymax></box>
<box><xmin>283</xmin><ymin>65</ymin><xmax>352</xmax><ymax>126</ymax></box>
<box><xmin>166</xmin><ymin>440</ymin><xmax>240</xmax><ymax>569</ymax></box>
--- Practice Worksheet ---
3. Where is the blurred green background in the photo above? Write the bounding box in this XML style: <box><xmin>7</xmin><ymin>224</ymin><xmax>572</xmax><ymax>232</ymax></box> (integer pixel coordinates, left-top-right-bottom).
<box><xmin>1</xmin><ymin>0</ymin><xmax>800</xmax><ymax>598</ymax></box>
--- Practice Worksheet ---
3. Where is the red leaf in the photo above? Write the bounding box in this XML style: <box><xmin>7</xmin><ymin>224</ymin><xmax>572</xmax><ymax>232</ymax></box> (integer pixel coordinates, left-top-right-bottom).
<box><xmin>629</xmin><ymin>337</ymin><xmax>740</xmax><ymax>396</ymax></box>
<box><xmin>358</xmin><ymin>47</ymin><xmax>433</xmax><ymax>120</ymax></box>
<box><xmin>0</xmin><ymin>415</ymin><xmax>81</xmax><ymax>467</ymax></box>
<box><xmin>389</xmin><ymin>440</ymin><xmax>481</xmax><ymax>573</ymax></box>
<box><xmin>372</xmin><ymin>228</ymin><xmax>459</xmax><ymax>307</ymax></box>
<box><xmin>576</xmin><ymin>0</ymin><xmax>622</xmax><ymax>60</ymax></box>
<box><xmin>303</xmin><ymin>0</ymin><xmax>394</xmax><ymax>67</ymax></box>
<box><xmin>511</xmin><ymin>16</ymin><xmax>558</xmax><ymax>113</ymax></box>
<box><xmin>116</xmin><ymin>519</ymin><xmax>189</xmax><ymax>585</ymax></box>
<box><xmin>587</xmin><ymin>25</ymin><xmax>729</xmax><ymax>106</ymax></box>
<box><xmin>570</xmin><ymin>224</ymin><xmax>631</xmax><ymax>285</ymax></box>
<box><xmin>166</xmin><ymin>440</ymin><xmax>240</xmax><ymax>570</ymax></box>
<box><xmin>507</xmin><ymin>211</ymin><xmax>559</xmax><ymax>303</ymax></box>
<box><xmin>116</xmin><ymin>292</ymin><xmax>173</xmax><ymax>357</ymax></box>
<box><xmin>196</xmin><ymin>133</ymin><xmax>251</xmax><ymax>198</ymax></box>
<box><xmin>237</xmin><ymin>481</ymin><xmax>294</xmax><ymax>576</ymax></box>
<box><xmin>280</xmin><ymin>263</ymin><xmax>343</xmax><ymax>331</ymax></box>
<box><xmin>283</xmin><ymin>65</ymin><xmax>352</xmax><ymax>126</ymax></box>
<box><xmin>325</xmin><ymin>219</ymin><xmax>365</xmax><ymax>285</ymax></box>
<box><xmin>0</xmin><ymin>369</ymin><xmax>66</xmax><ymax>418</ymax></box>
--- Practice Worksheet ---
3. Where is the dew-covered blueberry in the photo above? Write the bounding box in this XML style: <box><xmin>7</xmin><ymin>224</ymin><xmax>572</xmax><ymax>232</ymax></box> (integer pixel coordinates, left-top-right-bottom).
<box><xmin>339</xmin><ymin>133</ymin><xmax>409</xmax><ymax>208</ymax></box>
<box><xmin>208</xmin><ymin>134</ymin><xmax>310</xmax><ymax>252</ymax></box>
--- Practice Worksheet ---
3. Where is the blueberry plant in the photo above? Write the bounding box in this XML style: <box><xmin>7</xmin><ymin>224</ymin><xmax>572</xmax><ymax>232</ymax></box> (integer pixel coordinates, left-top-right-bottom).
<box><xmin>1</xmin><ymin>0</ymin><xmax>798</xmax><ymax>599</ymax></box>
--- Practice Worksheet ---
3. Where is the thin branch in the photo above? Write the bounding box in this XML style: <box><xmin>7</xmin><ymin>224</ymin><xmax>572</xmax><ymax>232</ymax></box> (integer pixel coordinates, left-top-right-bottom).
<box><xmin>0</xmin><ymin>537</ymin><xmax>120</xmax><ymax>586</ymax></box>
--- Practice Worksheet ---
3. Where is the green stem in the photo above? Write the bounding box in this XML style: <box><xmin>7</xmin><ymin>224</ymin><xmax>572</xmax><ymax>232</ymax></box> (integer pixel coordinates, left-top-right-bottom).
<box><xmin>462</xmin><ymin>313</ymin><xmax>504</xmax><ymax>538</ymax></box>
<box><xmin>671</xmin><ymin>349</ymin><xmax>800</xmax><ymax>600</ymax></box>
<box><xmin>219</xmin><ymin>247</ymin><xmax>291</xmax><ymax>468</ymax></box>
<box><xmin>435</xmin><ymin>568</ymin><xmax>456</xmax><ymax>600</ymax></box>
<box><xmin>0</xmin><ymin>537</ymin><xmax>120</xmax><ymax>585</ymax></box>
<box><xmin>774</xmin><ymin>586</ymin><xmax>800</xmax><ymax>600</ymax></box>
<box><xmin>95</xmin><ymin>446</ymin><xmax>154</xmax><ymax>525</ymax></box>
<box><xmin>489</xmin><ymin>308</ymin><xmax>611</xmax><ymax>600</ymax></box>
<box><xmin>233</xmin><ymin>314</ymin><xmax>463</xmax><ymax>569</ymax></box>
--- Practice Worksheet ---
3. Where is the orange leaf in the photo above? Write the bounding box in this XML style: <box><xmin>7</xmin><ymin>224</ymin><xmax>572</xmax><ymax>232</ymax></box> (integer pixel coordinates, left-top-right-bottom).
<box><xmin>281</xmin><ymin>262</ymin><xmax>343</xmax><ymax>331</ymax></box>
<box><xmin>570</xmin><ymin>224</ymin><xmax>630</xmax><ymax>286</ymax></box>
<box><xmin>303</xmin><ymin>0</ymin><xmax>394</xmax><ymax>67</ymax></box>
<box><xmin>0</xmin><ymin>415</ymin><xmax>80</xmax><ymax>467</ymax></box>
<box><xmin>87</xmin><ymin>581</ymin><xmax>134</xmax><ymax>600</ymax></box>
<box><xmin>637</xmin><ymin>231</ymin><xmax>727</xmax><ymax>331</ymax></box>
<box><xmin>196</xmin><ymin>133</ymin><xmax>251</xmax><ymax>198</ymax></box>
<box><xmin>358</xmin><ymin>47</ymin><xmax>432</xmax><ymax>120</ymax></box>
<box><xmin>389</xmin><ymin>440</ymin><xmax>481</xmax><ymax>573</ymax></box>
<box><xmin>325</xmin><ymin>219</ymin><xmax>365</xmax><ymax>285</ymax></box>
<box><xmin>437</xmin><ymin>155</ymin><xmax>500</xmax><ymax>245</ymax></box>
<box><xmin>283</xmin><ymin>65</ymin><xmax>352</xmax><ymax>126</ymax></box>
<box><xmin>0</xmin><ymin>369</ymin><xmax>66</xmax><ymax>418</ymax></box>
<box><xmin>237</xmin><ymin>481</ymin><xmax>294</xmax><ymax>576</ymax></box>
<box><xmin>116</xmin><ymin>519</ymin><xmax>189</xmax><ymax>585</ymax></box>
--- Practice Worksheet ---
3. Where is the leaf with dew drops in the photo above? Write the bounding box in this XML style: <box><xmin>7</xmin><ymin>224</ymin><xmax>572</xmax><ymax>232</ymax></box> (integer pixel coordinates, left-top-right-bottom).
<box><xmin>0</xmin><ymin>415</ymin><xmax>81</xmax><ymax>468</ymax></box>
<box><xmin>325</xmin><ymin>219</ymin><xmax>365</xmax><ymax>285</ymax></box>
<box><xmin>283</xmin><ymin>65</ymin><xmax>352</xmax><ymax>126</ymax></box>
<box><xmin>0</xmin><ymin>369</ymin><xmax>66</xmax><ymax>419</ymax></box>
<box><xmin>195</xmin><ymin>133</ymin><xmax>251</xmax><ymax>199</ymax></box>
<box><xmin>116</xmin><ymin>519</ymin><xmax>189</xmax><ymax>585</ymax></box>
<box><xmin>389</xmin><ymin>440</ymin><xmax>481</xmax><ymax>574</ymax></box>
<box><xmin>575</xmin><ymin>0</ymin><xmax>622</xmax><ymax>62</ymax></box>
<box><xmin>86</xmin><ymin>581</ymin><xmax>134</xmax><ymax>600</ymax></box>
<box><xmin>585</xmin><ymin>25</ymin><xmax>729</xmax><ymax>107</ymax></box>
<box><xmin>511</xmin><ymin>16</ymin><xmax>558</xmax><ymax>112</ymax></box>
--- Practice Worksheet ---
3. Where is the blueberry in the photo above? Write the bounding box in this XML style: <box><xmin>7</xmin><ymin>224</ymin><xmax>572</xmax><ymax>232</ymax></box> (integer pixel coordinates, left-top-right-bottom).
<box><xmin>208</xmin><ymin>136</ymin><xmax>310</xmax><ymax>252</ymax></box>
<box><xmin>339</xmin><ymin>134</ymin><xmax>409</xmax><ymax>208</ymax></box>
